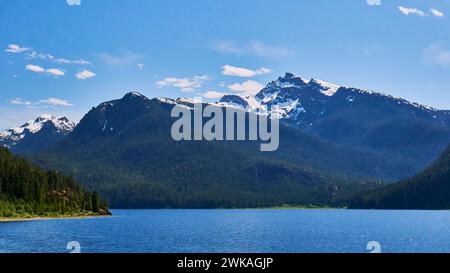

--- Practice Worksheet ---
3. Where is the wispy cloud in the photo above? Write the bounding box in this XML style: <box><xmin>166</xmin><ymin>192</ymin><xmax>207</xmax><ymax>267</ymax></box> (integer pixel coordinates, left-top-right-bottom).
<box><xmin>398</xmin><ymin>6</ymin><xmax>427</xmax><ymax>16</ymax></box>
<box><xmin>53</xmin><ymin>58</ymin><xmax>92</xmax><ymax>65</ymax></box>
<box><xmin>211</xmin><ymin>41</ymin><xmax>242</xmax><ymax>54</ymax></box>
<box><xmin>423</xmin><ymin>43</ymin><xmax>450</xmax><ymax>67</ymax></box>
<box><xmin>25</xmin><ymin>51</ymin><xmax>54</xmax><ymax>60</ymax></box>
<box><xmin>202</xmin><ymin>90</ymin><xmax>227</xmax><ymax>99</ymax></box>
<box><xmin>10</xmin><ymin>97</ymin><xmax>73</xmax><ymax>108</ymax></box>
<box><xmin>25</xmin><ymin>64</ymin><xmax>65</xmax><ymax>77</ymax></box>
<box><xmin>430</xmin><ymin>8</ymin><xmax>444</xmax><ymax>18</ymax></box>
<box><xmin>228</xmin><ymin>80</ymin><xmax>264</xmax><ymax>96</ymax></box>
<box><xmin>39</xmin><ymin>98</ymin><xmax>73</xmax><ymax>107</ymax></box>
<box><xmin>66</xmin><ymin>0</ymin><xmax>81</xmax><ymax>6</ymax></box>
<box><xmin>26</xmin><ymin>51</ymin><xmax>92</xmax><ymax>65</ymax></box>
<box><xmin>7</xmin><ymin>43</ymin><xmax>93</xmax><ymax>67</ymax></box>
<box><xmin>246</xmin><ymin>41</ymin><xmax>292</xmax><ymax>57</ymax></box>
<box><xmin>76</xmin><ymin>69</ymin><xmax>96</xmax><ymax>80</ymax></box>
<box><xmin>211</xmin><ymin>40</ymin><xmax>293</xmax><ymax>58</ymax></box>
<box><xmin>366</xmin><ymin>0</ymin><xmax>381</xmax><ymax>6</ymax></box>
<box><xmin>222</xmin><ymin>65</ymin><xmax>271</xmax><ymax>78</ymax></box>
<box><xmin>156</xmin><ymin>75</ymin><xmax>208</xmax><ymax>92</ymax></box>
<box><xmin>10</xmin><ymin>98</ymin><xmax>33</xmax><ymax>106</ymax></box>
<box><xmin>5</xmin><ymin>44</ymin><xmax>31</xmax><ymax>53</ymax></box>
<box><xmin>98</xmin><ymin>51</ymin><xmax>141</xmax><ymax>66</ymax></box>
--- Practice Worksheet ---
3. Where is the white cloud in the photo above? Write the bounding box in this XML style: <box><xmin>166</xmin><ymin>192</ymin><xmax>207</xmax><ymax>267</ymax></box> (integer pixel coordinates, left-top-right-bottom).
<box><xmin>10</xmin><ymin>97</ymin><xmax>73</xmax><ymax>108</ymax></box>
<box><xmin>25</xmin><ymin>64</ymin><xmax>45</xmax><ymax>73</ymax></box>
<box><xmin>228</xmin><ymin>80</ymin><xmax>264</xmax><ymax>96</ymax></box>
<box><xmin>222</xmin><ymin>65</ymin><xmax>271</xmax><ymax>78</ymax></box>
<box><xmin>5</xmin><ymin>44</ymin><xmax>31</xmax><ymax>53</ymax></box>
<box><xmin>211</xmin><ymin>40</ymin><xmax>292</xmax><ymax>57</ymax></box>
<box><xmin>76</xmin><ymin>69</ymin><xmax>96</xmax><ymax>80</ymax></box>
<box><xmin>202</xmin><ymin>91</ymin><xmax>227</xmax><ymax>99</ymax></box>
<box><xmin>137</xmin><ymin>63</ymin><xmax>145</xmax><ymax>70</ymax></box>
<box><xmin>430</xmin><ymin>8</ymin><xmax>444</xmax><ymax>18</ymax></box>
<box><xmin>423</xmin><ymin>43</ymin><xmax>450</xmax><ymax>67</ymax></box>
<box><xmin>25</xmin><ymin>64</ymin><xmax>65</xmax><ymax>77</ymax></box>
<box><xmin>367</xmin><ymin>0</ymin><xmax>381</xmax><ymax>6</ymax></box>
<box><xmin>66</xmin><ymin>0</ymin><xmax>81</xmax><ymax>6</ymax></box>
<box><xmin>400</xmin><ymin>7</ymin><xmax>444</xmax><ymax>17</ymax></box>
<box><xmin>46</xmin><ymin>68</ymin><xmax>65</xmax><ymax>76</ymax></box>
<box><xmin>398</xmin><ymin>6</ymin><xmax>427</xmax><ymax>16</ymax></box>
<box><xmin>156</xmin><ymin>75</ymin><xmax>208</xmax><ymax>92</ymax></box>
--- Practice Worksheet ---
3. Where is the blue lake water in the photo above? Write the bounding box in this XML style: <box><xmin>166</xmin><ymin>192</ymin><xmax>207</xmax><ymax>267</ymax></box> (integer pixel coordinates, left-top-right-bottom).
<box><xmin>1</xmin><ymin>209</ymin><xmax>450</xmax><ymax>253</ymax></box>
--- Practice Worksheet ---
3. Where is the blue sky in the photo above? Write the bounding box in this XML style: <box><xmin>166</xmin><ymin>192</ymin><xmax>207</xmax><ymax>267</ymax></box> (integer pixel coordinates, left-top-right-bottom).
<box><xmin>1</xmin><ymin>0</ymin><xmax>450</xmax><ymax>129</ymax></box>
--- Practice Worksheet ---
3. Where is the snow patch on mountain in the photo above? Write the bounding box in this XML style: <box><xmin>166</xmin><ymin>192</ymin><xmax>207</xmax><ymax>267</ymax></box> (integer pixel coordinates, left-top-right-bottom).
<box><xmin>155</xmin><ymin>97</ymin><xmax>199</xmax><ymax>110</ymax></box>
<box><xmin>309</xmin><ymin>79</ymin><xmax>340</xmax><ymax>96</ymax></box>
<box><xmin>270</xmin><ymin>99</ymin><xmax>301</xmax><ymax>119</ymax></box>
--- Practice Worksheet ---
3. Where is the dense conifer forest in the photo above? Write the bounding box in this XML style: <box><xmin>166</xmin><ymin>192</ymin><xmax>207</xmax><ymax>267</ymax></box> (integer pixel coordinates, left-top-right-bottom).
<box><xmin>0</xmin><ymin>147</ymin><xmax>109</xmax><ymax>218</ymax></box>
<box><xmin>347</xmin><ymin>145</ymin><xmax>450</xmax><ymax>209</ymax></box>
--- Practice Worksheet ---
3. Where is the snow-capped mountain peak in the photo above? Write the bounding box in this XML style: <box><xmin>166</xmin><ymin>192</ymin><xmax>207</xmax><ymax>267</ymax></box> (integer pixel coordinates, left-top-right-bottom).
<box><xmin>0</xmin><ymin>114</ymin><xmax>75</xmax><ymax>152</ymax></box>
<box><xmin>216</xmin><ymin>72</ymin><xmax>450</xmax><ymax>127</ymax></box>
<box><xmin>124</xmin><ymin>91</ymin><xmax>148</xmax><ymax>99</ymax></box>
<box><xmin>7</xmin><ymin>115</ymin><xmax>72</xmax><ymax>134</ymax></box>
<box><xmin>275</xmin><ymin>72</ymin><xmax>310</xmax><ymax>87</ymax></box>
<box><xmin>19</xmin><ymin>114</ymin><xmax>75</xmax><ymax>133</ymax></box>
<box><xmin>272</xmin><ymin>73</ymin><xmax>340</xmax><ymax>95</ymax></box>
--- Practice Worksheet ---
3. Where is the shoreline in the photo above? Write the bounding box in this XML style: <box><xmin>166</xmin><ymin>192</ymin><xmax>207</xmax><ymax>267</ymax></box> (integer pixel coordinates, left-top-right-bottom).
<box><xmin>0</xmin><ymin>208</ymin><xmax>338</xmax><ymax>222</ymax></box>
<box><xmin>0</xmin><ymin>214</ymin><xmax>112</xmax><ymax>223</ymax></box>
<box><xmin>109</xmin><ymin>206</ymin><xmax>340</xmax><ymax>210</ymax></box>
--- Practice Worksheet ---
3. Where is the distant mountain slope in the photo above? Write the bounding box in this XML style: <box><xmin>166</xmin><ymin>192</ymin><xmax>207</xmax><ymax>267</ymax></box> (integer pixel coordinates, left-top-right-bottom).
<box><xmin>0</xmin><ymin>114</ymin><xmax>75</xmax><ymax>154</ymax></box>
<box><xmin>0</xmin><ymin>147</ymin><xmax>109</xmax><ymax>218</ymax></box>
<box><xmin>219</xmin><ymin>73</ymin><xmax>450</xmax><ymax>173</ymax></box>
<box><xmin>347</xmin><ymin>144</ymin><xmax>450</xmax><ymax>209</ymax></box>
<box><xmin>33</xmin><ymin>92</ymin><xmax>385</xmax><ymax>208</ymax></box>
<box><xmin>220</xmin><ymin>73</ymin><xmax>450</xmax><ymax>133</ymax></box>
<box><xmin>12</xmin><ymin>73</ymin><xmax>450</xmax><ymax>209</ymax></box>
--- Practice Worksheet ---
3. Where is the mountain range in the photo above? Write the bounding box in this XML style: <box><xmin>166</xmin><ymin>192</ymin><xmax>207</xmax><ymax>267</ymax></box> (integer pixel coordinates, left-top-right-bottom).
<box><xmin>32</xmin><ymin>92</ymin><xmax>378</xmax><ymax>208</ymax></box>
<box><xmin>0</xmin><ymin>114</ymin><xmax>75</xmax><ymax>154</ymax></box>
<box><xmin>2</xmin><ymin>73</ymin><xmax>450</xmax><ymax>208</ymax></box>
<box><xmin>220</xmin><ymin>73</ymin><xmax>450</xmax><ymax>177</ymax></box>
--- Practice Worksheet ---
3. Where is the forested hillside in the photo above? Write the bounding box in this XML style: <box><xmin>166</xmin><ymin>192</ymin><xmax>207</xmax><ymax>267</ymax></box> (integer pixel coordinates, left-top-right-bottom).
<box><xmin>347</xmin><ymin>144</ymin><xmax>450</xmax><ymax>209</ymax></box>
<box><xmin>0</xmin><ymin>147</ymin><xmax>109</xmax><ymax>218</ymax></box>
<box><xmin>33</xmin><ymin>93</ymin><xmax>381</xmax><ymax>208</ymax></box>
